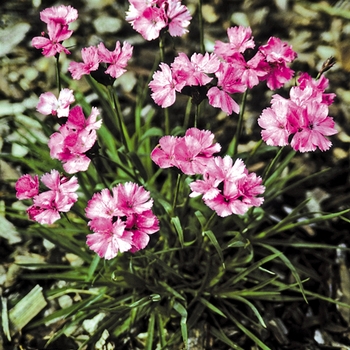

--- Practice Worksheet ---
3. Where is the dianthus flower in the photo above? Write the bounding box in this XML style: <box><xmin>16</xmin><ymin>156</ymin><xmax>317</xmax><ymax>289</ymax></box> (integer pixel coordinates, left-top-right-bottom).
<box><xmin>258</xmin><ymin>73</ymin><xmax>337</xmax><ymax>152</ymax></box>
<box><xmin>16</xmin><ymin>170</ymin><xmax>78</xmax><ymax>225</ymax></box>
<box><xmin>32</xmin><ymin>21</ymin><xmax>73</xmax><ymax>57</ymax></box>
<box><xmin>189</xmin><ymin>156</ymin><xmax>265</xmax><ymax>217</ymax></box>
<box><xmin>32</xmin><ymin>5</ymin><xmax>78</xmax><ymax>57</ymax></box>
<box><xmin>151</xmin><ymin>128</ymin><xmax>221</xmax><ymax>175</ymax></box>
<box><xmin>214</xmin><ymin>26</ymin><xmax>255</xmax><ymax>60</ymax></box>
<box><xmin>207</xmin><ymin>61</ymin><xmax>246</xmax><ymax>115</ymax></box>
<box><xmin>97</xmin><ymin>42</ymin><xmax>133</xmax><ymax>79</ymax></box>
<box><xmin>36</xmin><ymin>88</ymin><xmax>75</xmax><ymax>117</ymax></box>
<box><xmin>257</xmin><ymin>37</ymin><xmax>297</xmax><ymax>90</ymax></box>
<box><xmin>48</xmin><ymin>105</ymin><xmax>102</xmax><ymax>173</ymax></box>
<box><xmin>15</xmin><ymin>174</ymin><xmax>39</xmax><ymax>200</ymax></box>
<box><xmin>68</xmin><ymin>46</ymin><xmax>100</xmax><ymax>80</ymax></box>
<box><xmin>126</xmin><ymin>0</ymin><xmax>191</xmax><ymax>41</ymax></box>
<box><xmin>85</xmin><ymin>183</ymin><xmax>159</xmax><ymax>259</ymax></box>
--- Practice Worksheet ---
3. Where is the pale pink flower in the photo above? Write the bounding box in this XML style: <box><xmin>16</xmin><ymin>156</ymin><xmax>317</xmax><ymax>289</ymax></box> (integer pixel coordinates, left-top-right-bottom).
<box><xmin>68</xmin><ymin>46</ymin><xmax>100</xmax><ymax>80</ymax></box>
<box><xmin>21</xmin><ymin>170</ymin><xmax>79</xmax><ymax>225</ymax></box>
<box><xmin>171</xmin><ymin>52</ymin><xmax>220</xmax><ymax>87</ymax></box>
<box><xmin>86</xmin><ymin>218</ymin><xmax>133</xmax><ymax>260</ymax></box>
<box><xmin>32</xmin><ymin>21</ymin><xmax>72</xmax><ymax>57</ymax></box>
<box><xmin>85</xmin><ymin>183</ymin><xmax>159</xmax><ymax>259</ymax></box>
<box><xmin>149</xmin><ymin>63</ymin><xmax>185</xmax><ymax>107</ymax></box>
<box><xmin>214</xmin><ymin>26</ymin><xmax>255</xmax><ymax>60</ymax></box>
<box><xmin>150</xmin><ymin>135</ymin><xmax>179</xmax><ymax>168</ymax></box>
<box><xmin>207</xmin><ymin>61</ymin><xmax>246</xmax><ymax>115</ymax></box>
<box><xmin>166</xmin><ymin>0</ymin><xmax>192</xmax><ymax>37</ymax></box>
<box><xmin>97</xmin><ymin>41</ymin><xmax>133</xmax><ymax>79</ymax></box>
<box><xmin>189</xmin><ymin>156</ymin><xmax>265</xmax><ymax>217</ymax></box>
<box><xmin>65</xmin><ymin>106</ymin><xmax>102</xmax><ymax>132</ymax></box>
<box><xmin>15</xmin><ymin>174</ymin><xmax>39</xmax><ymax>200</ymax></box>
<box><xmin>40</xmin><ymin>5</ymin><xmax>78</xmax><ymax>25</ymax></box>
<box><xmin>36</xmin><ymin>88</ymin><xmax>75</xmax><ymax>117</ymax></box>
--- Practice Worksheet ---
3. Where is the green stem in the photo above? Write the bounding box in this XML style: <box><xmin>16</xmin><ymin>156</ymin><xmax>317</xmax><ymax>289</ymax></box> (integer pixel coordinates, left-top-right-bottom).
<box><xmin>198</xmin><ymin>0</ymin><xmax>205</xmax><ymax>53</ymax></box>
<box><xmin>172</xmin><ymin>173</ymin><xmax>182</xmax><ymax>213</ymax></box>
<box><xmin>227</xmin><ymin>89</ymin><xmax>248</xmax><ymax>156</ymax></box>
<box><xmin>55</xmin><ymin>54</ymin><xmax>61</xmax><ymax>91</ymax></box>
<box><xmin>159</xmin><ymin>34</ymin><xmax>170</xmax><ymax>134</ymax></box>
<box><xmin>108</xmin><ymin>86</ymin><xmax>130</xmax><ymax>153</ymax></box>
<box><xmin>194</xmin><ymin>103</ymin><xmax>199</xmax><ymax>128</ymax></box>
<box><xmin>203</xmin><ymin>212</ymin><xmax>217</xmax><ymax>232</ymax></box>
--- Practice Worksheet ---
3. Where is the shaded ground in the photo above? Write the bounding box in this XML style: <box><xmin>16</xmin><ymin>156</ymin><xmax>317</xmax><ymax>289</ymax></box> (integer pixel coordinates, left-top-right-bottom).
<box><xmin>1</xmin><ymin>0</ymin><xmax>350</xmax><ymax>349</ymax></box>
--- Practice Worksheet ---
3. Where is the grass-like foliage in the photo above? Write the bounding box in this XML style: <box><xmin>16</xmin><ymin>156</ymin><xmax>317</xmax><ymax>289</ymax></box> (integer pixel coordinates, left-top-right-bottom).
<box><xmin>3</xmin><ymin>1</ymin><xmax>350</xmax><ymax>349</ymax></box>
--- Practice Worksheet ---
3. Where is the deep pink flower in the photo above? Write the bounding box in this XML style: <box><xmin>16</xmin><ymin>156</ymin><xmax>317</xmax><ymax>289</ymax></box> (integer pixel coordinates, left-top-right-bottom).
<box><xmin>68</xmin><ymin>46</ymin><xmax>100</xmax><ymax>80</ymax></box>
<box><xmin>15</xmin><ymin>174</ymin><xmax>39</xmax><ymax>200</ymax></box>
<box><xmin>36</xmin><ymin>89</ymin><xmax>75</xmax><ymax>117</ymax></box>
<box><xmin>97</xmin><ymin>41</ymin><xmax>133</xmax><ymax>79</ymax></box>
<box><xmin>288</xmin><ymin>101</ymin><xmax>337</xmax><ymax>152</ymax></box>
<box><xmin>40</xmin><ymin>5</ymin><xmax>78</xmax><ymax>25</ymax></box>
<box><xmin>32</xmin><ymin>21</ymin><xmax>73</xmax><ymax>57</ymax></box>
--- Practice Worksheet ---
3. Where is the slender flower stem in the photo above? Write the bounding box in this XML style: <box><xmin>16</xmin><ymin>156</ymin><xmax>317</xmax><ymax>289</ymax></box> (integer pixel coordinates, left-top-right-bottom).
<box><xmin>203</xmin><ymin>212</ymin><xmax>217</xmax><ymax>232</ymax></box>
<box><xmin>198</xmin><ymin>0</ymin><xmax>205</xmax><ymax>54</ymax></box>
<box><xmin>228</xmin><ymin>89</ymin><xmax>248</xmax><ymax>156</ymax></box>
<box><xmin>55</xmin><ymin>54</ymin><xmax>61</xmax><ymax>91</ymax></box>
<box><xmin>159</xmin><ymin>34</ymin><xmax>170</xmax><ymax>134</ymax></box>
<box><xmin>194</xmin><ymin>103</ymin><xmax>199</xmax><ymax>128</ymax></box>
<box><xmin>108</xmin><ymin>86</ymin><xmax>130</xmax><ymax>153</ymax></box>
<box><xmin>172</xmin><ymin>173</ymin><xmax>182</xmax><ymax>212</ymax></box>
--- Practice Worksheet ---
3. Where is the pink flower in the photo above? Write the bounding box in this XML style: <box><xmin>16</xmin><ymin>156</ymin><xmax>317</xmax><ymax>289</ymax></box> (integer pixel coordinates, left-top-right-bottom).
<box><xmin>18</xmin><ymin>170</ymin><xmax>79</xmax><ymax>225</ymax></box>
<box><xmin>126</xmin><ymin>0</ymin><xmax>191</xmax><ymax>41</ymax></box>
<box><xmin>171</xmin><ymin>52</ymin><xmax>220</xmax><ymax>87</ymax></box>
<box><xmin>68</xmin><ymin>46</ymin><xmax>100</xmax><ymax>80</ymax></box>
<box><xmin>40</xmin><ymin>5</ymin><xmax>78</xmax><ymax>25</ymax></box>
<box><xmin>48</xmin><ymin>106</ymin><xmax>102</xmax><ymax>173</ymax></box>
<box><xmin>214</xmin><ymin>26</ymin><xmax>255</xmax><ymax>60</ymax></box>
<box><xmin>257</xmin><ymin>37</ymin><xmax>297</xmax><ymax>90</ymax></box>
<box><xmin>150</xmin><ymin>135</ymin><xmax>179</xmax><ymax>168</ymax></box>
<box><xmin>32</xmin><ymin>21</ymin><xmax>73</xmax><ymax>57</ymax></box>
<box><xmin>189</xmin><ymin>156</ymin><xmax>265</xmax><ymax>217</ymax></box>
<box><xmin>85</xmin><ymin>183</ymin><xmax>159</xmax><ymax>259</ymax></box>
<box><xmin>149</xmin><ymin>63</ymin><xmax>184</xmax><ymax>107</ymax></box>
<box><xmin>97</xmin><ymin>41</ymin><xmax>133</xmax><ymax>79</ymax></box>
<box><xmin>86</xmin><ymin>218</ymin><xmax>133</xmax><ymax>260</ymax></box>
<box><xmin>36</xmin><ymin>88</ymin><xmax>75</xmax><ymax>117</ymax></box>
<box><xmin>288</xmin><ymin>101</ymin><xmax>337</xmax><ymax>152</ymax></box>
<box><xmin>166</xmin><ymin>0</ymin><xmax>192</xmax><ymax>37</ymax></box>
<box><xmin>207</xmin><ymin>61</ymin><xmax>246</xmax><ymax>115</ymax></box>
<box><xmin>151</xmin><ymin>128</ymin><xmax>221</xmax><ymax>175</ymax></box>
<box><xmin>15</xmin><ymin>174</ymin><xmax>39</xmax><ymax>200</ymax></box>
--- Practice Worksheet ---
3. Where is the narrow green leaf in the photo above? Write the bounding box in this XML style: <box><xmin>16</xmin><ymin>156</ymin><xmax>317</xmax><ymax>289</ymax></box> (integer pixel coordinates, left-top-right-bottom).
<box><xmin>199</xmin><ymin>298</ymin><xmax>226</xmax><ymax>318</ymax></box>
<box><xmin>203</xmin><ymin>230</ymin><xmax>224</xmax><ymax>266</ymax></box>
<box><xmin>145</xmin><ymin>312</ymin><xmax>155</xmax><ymax>350</ymax></box>
<box><xmin>173</xmin><ymin>301</ymin><xmax>188</xmax><ymax>349</ymax></box>
<box><xmin>210</xmin><ymin>326</ymin><xmax>244</xmax><ymax>350</ymax></box>
<box><xmin>171</xmin><ymin>216</ymin><xmax>184</xmax><ymax>247</ymax></box>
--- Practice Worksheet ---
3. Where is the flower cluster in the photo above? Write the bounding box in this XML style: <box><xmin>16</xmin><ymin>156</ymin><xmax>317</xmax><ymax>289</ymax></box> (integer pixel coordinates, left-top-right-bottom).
<box><xmin>149</xmin><ymin>26</ymin><xmax>297</xmax><ymax>114</ymax></box>
<box><xmin>126</xmin><ymin>0</ymin><xmax>192</xmax><ymax>41</ymax></box>
<box><xmin>151</xmin><ymin>128</ymin><xmax>265</xmax><ymax>216</ymax></box>
<box><xmin>258</xmin><ymin>73</ymin><xmax>337</xmax><ymax>152</ymax></box>
<box><xmin>85</xmin><ymin>183</ymin><xmax>159</xmax><ymax>259</ymax></box>
<box><xmin>68</xmin><ymin>41</ymin><xmax>133</xmax><ymax>81</ymax></box>
<box><xmin>48</xmin><ymin>105</ymin><xmax>102</xmax><ymax>174</ymax></box>
<box><xmin>15</xmin><ymin>170</ymin><xmax>78</xmax><ymax>225</ymax></box>
<box><xmin>32</xmin><ymin>5</ymin><xmax>78</xmax><ymax>57</ymax></box>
